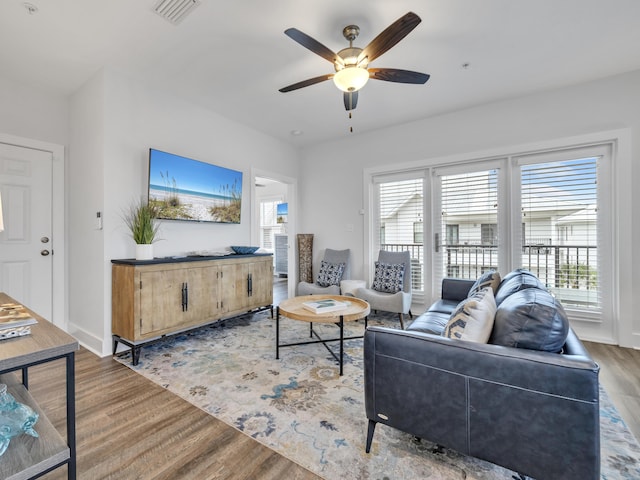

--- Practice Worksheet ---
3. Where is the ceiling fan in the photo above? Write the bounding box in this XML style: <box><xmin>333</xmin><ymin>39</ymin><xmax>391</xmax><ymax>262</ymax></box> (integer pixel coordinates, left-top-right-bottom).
<box><xmin>279</xmin><ymin>11</ymin><xmax>430</xmax><ymax>112</ymax></box>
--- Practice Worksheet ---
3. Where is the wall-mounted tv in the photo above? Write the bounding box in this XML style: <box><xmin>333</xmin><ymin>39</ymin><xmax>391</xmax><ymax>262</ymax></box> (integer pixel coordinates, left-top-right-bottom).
<box><xmin>148</xmin><ymin>148</ymin><xmax>243</xmax><ymax>224</ymax></box>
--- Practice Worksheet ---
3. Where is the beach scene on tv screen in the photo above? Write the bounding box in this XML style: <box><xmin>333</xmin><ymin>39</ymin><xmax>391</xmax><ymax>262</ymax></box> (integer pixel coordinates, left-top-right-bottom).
<box><xmin>148</xmin><ymin>149</ymin><xmax>243</xmax><ymax>223</ymax></box>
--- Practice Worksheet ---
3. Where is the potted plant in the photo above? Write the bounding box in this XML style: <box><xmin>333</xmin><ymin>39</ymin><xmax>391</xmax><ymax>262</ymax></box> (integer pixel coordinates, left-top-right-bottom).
<box><xmin>123</xmin><ymin>199</ymin><xmax>160</xmax><ymax>260</ymax></box>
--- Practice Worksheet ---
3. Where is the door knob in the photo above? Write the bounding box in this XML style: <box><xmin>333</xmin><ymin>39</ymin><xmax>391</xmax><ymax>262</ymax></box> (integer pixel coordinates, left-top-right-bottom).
<box><xmin>41</xmin><ymin>249</ymin><xmax>50</xmax><ymax>256</ymax></box>
<box><xmin>41</xmin><ymin>236</ymin><xmax>50</xmax><ymax>243</ymax></box>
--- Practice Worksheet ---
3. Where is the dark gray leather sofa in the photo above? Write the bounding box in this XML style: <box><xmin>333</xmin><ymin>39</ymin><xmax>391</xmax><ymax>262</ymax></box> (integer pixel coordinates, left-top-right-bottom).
<box><xmin>364</xmin><ymin>272</ymin><xmax>600</xmax><ymax>479</ymax></box>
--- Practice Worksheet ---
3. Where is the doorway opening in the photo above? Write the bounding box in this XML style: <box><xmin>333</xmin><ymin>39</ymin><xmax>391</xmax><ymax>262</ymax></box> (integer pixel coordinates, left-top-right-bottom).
<box><xmin>255</xmin><ymin>175</ymin><xmax>291</xmax><ymax>303</ymax></box>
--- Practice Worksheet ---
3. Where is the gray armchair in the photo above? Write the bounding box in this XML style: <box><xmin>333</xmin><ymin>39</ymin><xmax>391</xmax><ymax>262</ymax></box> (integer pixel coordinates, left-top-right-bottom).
<box><xmin>355</xmin><ymin>250</ymin><xmax>412</xmax><ymax>329</ymax></box>
<box><xmin>297</xmin><ymin>248</ymin><xmax>350</xmax><ymax>296</ymax></box>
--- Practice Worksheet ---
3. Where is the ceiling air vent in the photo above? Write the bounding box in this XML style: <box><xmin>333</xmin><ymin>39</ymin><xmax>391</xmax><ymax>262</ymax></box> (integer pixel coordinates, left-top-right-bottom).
<box><xmin>153</xmin><ymin>0</ymin><xmax>201</xmax><ymax>25</ymax></box>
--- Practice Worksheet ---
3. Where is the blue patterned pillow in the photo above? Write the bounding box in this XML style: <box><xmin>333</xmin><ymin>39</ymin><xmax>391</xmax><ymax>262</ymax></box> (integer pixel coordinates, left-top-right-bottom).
<box><xmin>316</xmin><ymin>261</ymin><xmax>346</xmax><ymax>287</ymax></box>
<box><xmin>372</xmin><ymin>262</ymin><xmax>405</xmax><ymax>293</ymax></box>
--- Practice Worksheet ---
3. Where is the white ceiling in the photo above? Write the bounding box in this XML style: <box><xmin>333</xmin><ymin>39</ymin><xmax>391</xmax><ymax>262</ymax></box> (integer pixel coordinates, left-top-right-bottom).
<box><xmin>2</xmin><ymin>0</ymin><xmax>640</xmax><ymax>148</ymax></box>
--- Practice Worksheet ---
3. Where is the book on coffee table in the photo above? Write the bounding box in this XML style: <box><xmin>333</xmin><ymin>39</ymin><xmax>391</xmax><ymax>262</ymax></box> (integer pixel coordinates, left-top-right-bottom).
<box><xmin>302</xmin><ymin>299</ymin><xmax>349</xmax><ymax>314</ymax></box>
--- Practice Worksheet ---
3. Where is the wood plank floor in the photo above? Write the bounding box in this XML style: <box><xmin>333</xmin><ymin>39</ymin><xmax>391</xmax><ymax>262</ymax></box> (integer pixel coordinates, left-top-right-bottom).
<box><xmin>23</xmin><ymin>278</ymin><xmax>640</xmax><ymax>479</ymax></box>
<box><xmin>584</xmin><ymin>340</ymin><xmax>640</xmax><ymax>439</ymax></box>
<box><xmin>28</xmin><ymin>349</ymin><xmax>319</xmax><ymax>480</ymax></box>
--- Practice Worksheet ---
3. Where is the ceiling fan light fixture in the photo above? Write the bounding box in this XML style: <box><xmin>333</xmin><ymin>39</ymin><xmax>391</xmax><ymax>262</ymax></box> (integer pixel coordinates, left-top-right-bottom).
<box><xmin>333</xmin><ymin>66</ymin><xmax>369</xmax><ymax>92</ymax></box>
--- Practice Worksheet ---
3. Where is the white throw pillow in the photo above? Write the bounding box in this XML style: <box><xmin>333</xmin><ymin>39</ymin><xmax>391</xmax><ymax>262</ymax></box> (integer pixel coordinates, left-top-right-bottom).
<box><xmin>444</xmin><ymin>287</ymin><xmax>497</xmax><ymax>343</ymax></box>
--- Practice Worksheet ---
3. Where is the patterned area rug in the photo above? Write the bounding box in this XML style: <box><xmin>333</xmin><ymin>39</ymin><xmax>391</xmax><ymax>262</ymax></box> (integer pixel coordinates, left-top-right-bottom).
<box><xmin>115</xmin><ymin>310</ymin><xmax>640</xmax><ymax>479</ymax></box>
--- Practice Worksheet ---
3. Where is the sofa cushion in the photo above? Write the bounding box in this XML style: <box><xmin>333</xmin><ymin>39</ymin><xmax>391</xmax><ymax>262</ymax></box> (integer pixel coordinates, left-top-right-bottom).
<box><xmin>316</xmin><ymin>260</ymin><xmax>345</xmax><ymax>287</ymax></box>
<box><xmin>406</xmin><ymin>311</ymin><xmax>451</xmax><ymax>335</ymax></box>
<box><xmin>468</xmin><ymin>270</ymin><xmax>501</xmax><ymax>297</ymax></box>
<box><xmin>494</xmin><ymin>268</ymin><xmax>546</xmax><ymax>305</ymax></box>
<box><xmin>372</xmin><ymin>262</ymin><xmax>405</xmax><ymax>293</ymax></box>
<box><xmin>443</xmin><ymin>287</ymin><xmax>497</xmax><ymax>343</ymax></box>
<box><xmin>428</xmin><ymin>299</ymin><xmax>460</xmax><ymax>314</ymax></box>
<box><xmin>490</xmin><ymin>288</ymin><xmax>569</xmax><ymax>352</ymax></box>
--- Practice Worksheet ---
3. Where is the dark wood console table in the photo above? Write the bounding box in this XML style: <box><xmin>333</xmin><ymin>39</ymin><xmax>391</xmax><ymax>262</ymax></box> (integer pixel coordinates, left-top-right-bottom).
<box><xmin>0</xmin><ymin>292</ymin><xmax>79</xmax><ymax>480</ymax></box>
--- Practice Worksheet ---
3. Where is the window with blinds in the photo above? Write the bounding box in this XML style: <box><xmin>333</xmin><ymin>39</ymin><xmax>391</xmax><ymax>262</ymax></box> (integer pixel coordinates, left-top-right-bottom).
<box><xmin>259</xmin><ymin>199</ymin><xmax>284</xmax><ymax>250</ymax></box>
<box><xmin>438</xmin><ymin>169</ymin><xmax>499</xmax><ymax>280</ymax></box>
<box><xmin>375</xmin><ymin>177</ymin><xmax>424</xmax><ymax>292</ymax></box>
<box><xmin>520</xmin><ymin>157</ymin><xmax>600</xmax><ymax>310</ymax></box>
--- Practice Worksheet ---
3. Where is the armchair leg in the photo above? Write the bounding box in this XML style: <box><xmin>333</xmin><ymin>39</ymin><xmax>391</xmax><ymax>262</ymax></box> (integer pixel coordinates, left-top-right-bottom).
<box><xmin>365</xmin><ymin>419</ymin><xmax>377</xmax><ymax>453</ymax></box>
<box><xmin>398</xmin><ymin>313</ymin><xmax>405</xmax><ymax>330</ymax></box>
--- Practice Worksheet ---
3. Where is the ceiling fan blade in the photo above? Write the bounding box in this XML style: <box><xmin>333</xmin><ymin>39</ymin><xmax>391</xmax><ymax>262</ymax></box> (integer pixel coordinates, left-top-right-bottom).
<box><xmin>284</xmin><ymin>28</ymin><xmax>343</xmax><ymax>66</ymax></box>
<box><xmin>369</xmin><ymin>68</ymin><xmax>430</xmax><ymax>84</ymax></box>
<box><xmin>279</xmin><ymin>74</ymin><xmax>334</xmax><ymax>93</ymax></box>
<box><xmin>344</xmin><ymin>91</ymin><xmax>358</xmax><ymax>111</ymax></box>
<box><xmin>359</xmin><ymin>12</ymin><xmax>421</xmax><ymax>64</ymax></box>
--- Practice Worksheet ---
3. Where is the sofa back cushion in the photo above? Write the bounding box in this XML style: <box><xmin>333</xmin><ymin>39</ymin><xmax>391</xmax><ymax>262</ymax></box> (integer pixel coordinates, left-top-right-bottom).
<box><xmin>490</xmin><ymin>288</ymin><xmax>569</xmax><ymax>352</ymax></box>
<box><xmin>494</xmin><ymin>268</ymin><xmax>547</xmax><ymax>305</ymax></box>
<box><xmin>468</xmin><ymin>270</ymin><xmax>501</xmax><ymax>297</ymax></box>
<box><xmin>444</xmin><ymin>287</ymin><xmax>497</xmax><ymax>343</ymax></box>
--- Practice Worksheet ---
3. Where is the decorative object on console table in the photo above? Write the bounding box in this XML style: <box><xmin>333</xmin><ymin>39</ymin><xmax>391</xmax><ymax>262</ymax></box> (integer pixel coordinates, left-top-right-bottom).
<box><xmin>230</xmin><ymin>246</ymin><xmax>259</xmax><ymax>255</ymax></box>
<box><xmin>0</xmin><ymin>303</ymin><xmax>38</xmax><ymax>329</ymax></box>
<box><xmin>0</xmin><ymin>383</ymin><xmax>39</xmax><ymax>457</ymax></box>
<box><xmin>122</xmin><ymin>198</ymin><xmax>160</xmax><ymax>260</ymax></box>
<box><xmin>0</xmin><ymin>303</ymin><xmax>38</xmax><ymax>340</ymax></box>
<box><xmin>297</xmin><ymin>233</ymin><xmax>313</xmax><ymax>283</ymax></box>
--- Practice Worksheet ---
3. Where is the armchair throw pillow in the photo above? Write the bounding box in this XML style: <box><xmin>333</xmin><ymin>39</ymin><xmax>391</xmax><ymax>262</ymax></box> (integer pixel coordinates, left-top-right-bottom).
<box><xmin>372</xmin><ymin>262</ymin><xmax>405</xmax><ymax>293</ymax></box>
<box><xmin>444</xmin><ymin>287</ymin><xmax>497</xmax><ymax>343</ymax></box>
<box><xmin>316</xmin><ymin>261</ymin><xmax>346</xmax><ymax>287</ymax></box>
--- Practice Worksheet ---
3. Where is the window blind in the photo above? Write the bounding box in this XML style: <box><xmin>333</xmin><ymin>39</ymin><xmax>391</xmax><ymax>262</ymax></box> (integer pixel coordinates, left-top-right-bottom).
<box><xmin>437</xmin><ymin>169</ymin><xmax>500</xmax><ymax>282</ymax></box>
<box><xmin>375</xmin><ymin>177</ymin><xmax>424</xmax><ymax>292</ymax></box>
<box><xmin>520</xmin><ymin>157</ymin><xmax>600</xmax><ymax>310</ymax></box>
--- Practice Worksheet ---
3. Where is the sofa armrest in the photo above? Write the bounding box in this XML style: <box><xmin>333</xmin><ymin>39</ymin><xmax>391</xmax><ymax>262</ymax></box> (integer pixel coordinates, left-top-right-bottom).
<box><xmin>441</xmin><ymin>278</ymin><xmax>474</xmax><ymax>302</ymax></box>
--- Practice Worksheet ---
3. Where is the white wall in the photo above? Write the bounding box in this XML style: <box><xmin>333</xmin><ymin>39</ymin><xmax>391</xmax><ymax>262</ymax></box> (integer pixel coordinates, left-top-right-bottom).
<box><xmin>68</xmin><ymin>69</ymin><xmax>300</xmax><ymax>355</ymax></box>
<box><xmin>299</xmin><ymin>69</ymin><xmax>640</xmax><ymax>348</ymax></box>
<box><xmin>0</xmin><ymin>76</ymin><xmax>68</xmax><ymax>145</ymax></box>
<box><xmin>68</xmin><ymin>72</ymin><xmax>106</xmax><ymax>352</ymax></box>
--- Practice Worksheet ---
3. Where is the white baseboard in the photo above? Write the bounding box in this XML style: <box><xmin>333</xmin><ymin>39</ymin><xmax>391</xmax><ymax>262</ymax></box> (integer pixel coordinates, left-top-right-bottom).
<box><xmin>67</xmin><ymin>321</ymin><xmax>109</xmax><ymax>357</ymax></box>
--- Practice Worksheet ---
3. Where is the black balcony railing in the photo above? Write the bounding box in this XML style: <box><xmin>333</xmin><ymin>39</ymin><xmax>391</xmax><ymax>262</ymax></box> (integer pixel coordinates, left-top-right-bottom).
<box><xmin>380</xmin><ymin>243</ymin><xmax>599</xmax><ymax>308</ymax></box>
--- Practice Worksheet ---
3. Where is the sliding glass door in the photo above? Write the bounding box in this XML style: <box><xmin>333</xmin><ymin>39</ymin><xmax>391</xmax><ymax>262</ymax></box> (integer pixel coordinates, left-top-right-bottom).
<box><xmin>371</xmin><ymin>142</ymin><xmax>613</xmax><ymax>336</ymax></box>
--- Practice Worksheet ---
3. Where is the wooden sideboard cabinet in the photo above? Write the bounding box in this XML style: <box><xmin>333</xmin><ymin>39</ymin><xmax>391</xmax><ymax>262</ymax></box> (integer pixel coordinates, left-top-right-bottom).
<box><xmin>112</xmin><ymin>254</ymin><xmax>273</xmax><ymax>364</ymax></box>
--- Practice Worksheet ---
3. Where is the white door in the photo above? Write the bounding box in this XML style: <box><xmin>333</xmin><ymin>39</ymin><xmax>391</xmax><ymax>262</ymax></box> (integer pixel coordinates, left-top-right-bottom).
<box><xmin>0</xmin><ymin>142</ymin><xmax>53</xmax><ymax>319</ymax></box>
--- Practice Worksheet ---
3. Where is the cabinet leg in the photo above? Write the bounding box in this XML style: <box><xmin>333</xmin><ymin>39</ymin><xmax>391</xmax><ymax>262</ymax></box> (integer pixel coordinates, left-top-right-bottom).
<box><xmin>112</xmin><ymin>336</ymin><xmax>119</xmax><ymax>355</ymax></box>
<box><xmin>132</xmin><ymin>347</ymin><xmax>141</xmax><ymax>366</ymax></box>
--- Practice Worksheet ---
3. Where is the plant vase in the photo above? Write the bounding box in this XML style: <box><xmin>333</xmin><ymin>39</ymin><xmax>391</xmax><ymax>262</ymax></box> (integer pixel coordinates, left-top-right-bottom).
<box><xmin>136</xmin><ymin>244</ymin><xmax>154</xmax><ymax>261</ymax></box>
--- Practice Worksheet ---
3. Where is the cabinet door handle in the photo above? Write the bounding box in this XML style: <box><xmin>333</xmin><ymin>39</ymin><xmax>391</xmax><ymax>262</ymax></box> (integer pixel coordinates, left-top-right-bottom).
<box><xmin>248</xmin><ymin>273</ymin><xmax>253</xmax><ymax>297</ymax></box>
<box><xmin>182</xmin><ymin>282</ymin><xmax>188</xmax><ymax>312</ymax></box>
